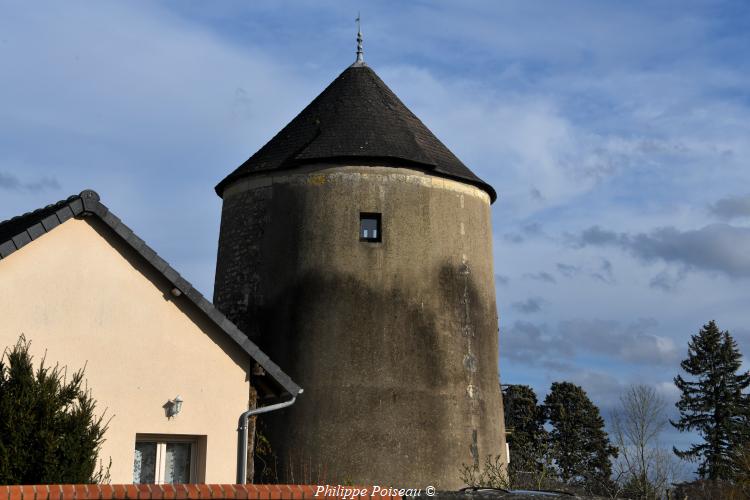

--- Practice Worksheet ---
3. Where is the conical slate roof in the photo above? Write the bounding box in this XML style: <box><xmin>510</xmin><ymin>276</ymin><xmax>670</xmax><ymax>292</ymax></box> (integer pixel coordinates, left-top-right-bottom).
<box><xmin>216</xmin><ymin>63</ymin><xmax>496</xmax><ymax>202</ymax></box>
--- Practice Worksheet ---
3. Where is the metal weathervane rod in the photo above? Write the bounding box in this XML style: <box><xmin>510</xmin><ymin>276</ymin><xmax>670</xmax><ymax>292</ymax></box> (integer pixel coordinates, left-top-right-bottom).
<box><xmin>355</xmin><ymin>12</ymin><xmax>364</xmax><ymax>64</ymax></box>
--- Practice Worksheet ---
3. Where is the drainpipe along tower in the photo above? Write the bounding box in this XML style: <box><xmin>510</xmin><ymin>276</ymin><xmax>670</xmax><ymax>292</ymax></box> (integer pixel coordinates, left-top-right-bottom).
<box><xmin>213</xmin><ymin>29</ymin><xmax>507</xmax><ymax>489</ymax></box>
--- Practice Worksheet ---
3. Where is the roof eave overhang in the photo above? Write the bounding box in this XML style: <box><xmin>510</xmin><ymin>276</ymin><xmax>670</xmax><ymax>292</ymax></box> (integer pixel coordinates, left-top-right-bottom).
<box><xmin>216</xmin><ymin>156</ymin><xmax>497</xmax><ymax>203</ymax></box>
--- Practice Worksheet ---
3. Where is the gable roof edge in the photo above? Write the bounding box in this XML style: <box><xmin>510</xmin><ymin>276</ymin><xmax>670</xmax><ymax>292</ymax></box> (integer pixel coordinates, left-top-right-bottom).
<box><xmin>0</xmin><ymin>189</ymin><xmax>302</xmax><ymax>400</ymax></box>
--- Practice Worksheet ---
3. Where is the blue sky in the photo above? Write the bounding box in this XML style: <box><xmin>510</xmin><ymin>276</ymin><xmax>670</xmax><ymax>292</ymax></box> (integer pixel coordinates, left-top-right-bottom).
<box><xmin>2</xmin><ymin>1</ymin><xmax>749</xmax><ymax>472</ymax></box>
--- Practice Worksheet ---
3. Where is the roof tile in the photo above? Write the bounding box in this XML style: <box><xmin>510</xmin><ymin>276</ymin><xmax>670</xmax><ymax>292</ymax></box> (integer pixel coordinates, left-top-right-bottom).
<box><xmin>173</xmin><ymin>276</ymin><xmax>190</xmax><ymax>293</ymax></box>
<box><xmin>113</xmin><ymin>222</ymin><xmax>134</xmax><ymax>241</ymax></box>
<box><xmin>184</xmin><ymin>286</ymin><xmax>203</xmax><ymax>305</ymax></box>
<box><xmin>69</xmin><ymin>198</ymin><xmax>84</xmax><ymax>215</ymax></box>
<box><xmin>127</xmin><ymin>234</ymin><xmax>147</xmax><ymax>252</ymax></box>
<box><xmin>41</xmin><ymin>214</ymin><xmax>60</xmax><ymax>232</ymax></box>
<box><xmin>55</xmin><ymin>206</ymin><xmax>74</xmax><ymax>223</ymax></box>
<box><xmin>216</xmin><ymin>64</ymin><xmax>495</xmax><ymax>201</ymax></box>
<box><xmin>139</xmin><ymin>245</ymin><xmax>157</xmax><ymax>262</ymax></box>
<box><xmin>101</xmin><ymin>211</ymin><xmax>121</xmax><ymax>228</ymax></box>
<box><xmin>162</xmin><ymin>266</ymin><xmax>179</xmax><ymax>283</ymax></box>
<box><xmin>11</xmin><ymin>232</ymin><xmax>31</xmax><ymax>250</ymax></box>
<box><xmin>0</xmin><ymin>240</ymin><xmax>16</xmax><ymax>259</ymax></box>
<box><xmin>27</xmin><ymin>223</ymin><xmax>45</xmax><ymax>240</ymax></box>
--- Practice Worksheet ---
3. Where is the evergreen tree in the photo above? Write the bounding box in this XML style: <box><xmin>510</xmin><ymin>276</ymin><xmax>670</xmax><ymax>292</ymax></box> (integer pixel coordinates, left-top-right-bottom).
<box><xmin>543</xmin><ymin>381</ymin><xmax>618</xmax><ymax>494</ymax></box>
<box><xmin>502</xmin><ymin>385</ymin><xmax>548</xmax><ymax>477</ymax></box>
<box><xmin>0</xmin><ymin>336</ymin><xmax>109</xmax><ymax>484</ymax></box>
<box><xmin>671</xmin><ymin>320</ymin><xmax>750</xmax><ymax>480</ymax></box>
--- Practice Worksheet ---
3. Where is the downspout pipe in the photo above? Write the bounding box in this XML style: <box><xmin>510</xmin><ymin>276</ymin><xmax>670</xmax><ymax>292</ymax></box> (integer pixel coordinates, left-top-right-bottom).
<box><xmin>236</xmin><ymin>391</ymin><xmax>301</xmax><ymax>484</ymax></box>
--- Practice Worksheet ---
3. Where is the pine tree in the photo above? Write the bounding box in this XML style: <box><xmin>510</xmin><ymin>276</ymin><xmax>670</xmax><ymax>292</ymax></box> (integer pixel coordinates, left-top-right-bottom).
<box><xmin>543</xmin><ymin>381</ymin><xmax>618</xmax><ymax>494</ymax></box>
<box><xmin>671</xmin><ymin>320</ymin><xmax>750</xmax><ymax>480</ymax></box>
<box><xmin>502</xmin><ymin>385</ymin><xmax>548</xmax><ymax>477</ymax></box>
<box><xmin>0</xmin><ymin>335</ymin><xmax>109</xmax><ymax>484</ymax></box>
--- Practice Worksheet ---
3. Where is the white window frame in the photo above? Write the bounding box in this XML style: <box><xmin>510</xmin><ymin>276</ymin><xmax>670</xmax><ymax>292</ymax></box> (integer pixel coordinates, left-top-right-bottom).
<box><xmin>359</xmin><ymin>212</ymin><xmax>382</xmax><ymax>242</ymax></box>
<box><xmin>134</xmin><ymin>435</ymin><xmax>198</xmax><ymax>484</ymax></box>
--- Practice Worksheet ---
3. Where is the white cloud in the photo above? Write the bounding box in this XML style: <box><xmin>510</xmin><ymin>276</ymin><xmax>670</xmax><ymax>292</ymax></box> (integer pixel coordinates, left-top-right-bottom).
<box><xmin>0</xmin><ymin>1</ymin><xmax>317</xmax><ymax>294</ymax></box>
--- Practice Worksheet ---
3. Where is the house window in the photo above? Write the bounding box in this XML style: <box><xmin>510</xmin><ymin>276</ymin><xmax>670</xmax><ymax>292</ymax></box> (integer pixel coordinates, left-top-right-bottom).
<box><xmin>133</xmin><ymin>437</ymin><xmax>197</xmax><ymax>484</ymax></box>
<box><xmin>360</xmin><ymin>213</ymin><xmax>382</xmax><ymax>242</ymax></box>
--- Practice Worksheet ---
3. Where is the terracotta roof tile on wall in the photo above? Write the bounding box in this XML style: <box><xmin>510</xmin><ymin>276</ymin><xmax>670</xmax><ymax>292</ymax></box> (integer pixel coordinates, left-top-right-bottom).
<box><xmin>0</xmin><ymin>484</ymin><xmax>408</xmax><ymax>500</ymax></box>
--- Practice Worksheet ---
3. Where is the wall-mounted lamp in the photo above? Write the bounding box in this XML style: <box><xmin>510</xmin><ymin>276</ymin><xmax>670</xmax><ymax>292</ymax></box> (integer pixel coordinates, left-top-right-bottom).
<box><xmin>165</xmin><ymin>395</ymin><xmax>183</xmax><ymax>418</ymax></box>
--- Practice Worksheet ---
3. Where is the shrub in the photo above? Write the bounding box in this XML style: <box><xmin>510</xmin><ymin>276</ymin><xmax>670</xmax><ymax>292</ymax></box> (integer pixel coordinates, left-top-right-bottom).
<box><xmin>0</xmin><ymin>335</ymin><xmax>109</xmax><ymax>484</ymax></box>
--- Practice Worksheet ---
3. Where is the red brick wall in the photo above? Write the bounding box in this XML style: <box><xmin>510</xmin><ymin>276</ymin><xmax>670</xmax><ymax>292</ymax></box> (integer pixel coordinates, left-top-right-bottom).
<box><xmin>0</xmin><ymin>484</ymin><xmax>404</xmax><ymax>499</ymax></box>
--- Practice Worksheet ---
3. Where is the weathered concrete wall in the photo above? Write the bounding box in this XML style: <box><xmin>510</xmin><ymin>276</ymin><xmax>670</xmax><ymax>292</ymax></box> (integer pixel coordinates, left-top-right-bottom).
<box><xmin>214</xmin><ymin>164</ymin><xmax>507</xmax><ymax>489</ymax></box>
<box><xmin>0</xmin><ymin>217</ymin><xmax>252</xmax><ymax>483</ymax></box>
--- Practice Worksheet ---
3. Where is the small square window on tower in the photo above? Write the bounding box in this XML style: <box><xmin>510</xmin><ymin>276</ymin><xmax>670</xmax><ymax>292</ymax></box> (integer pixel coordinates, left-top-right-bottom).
<box><xmin>360</xmin><ymin>213</ymin><xmax>382</xmax><ymax>242</ymax></box>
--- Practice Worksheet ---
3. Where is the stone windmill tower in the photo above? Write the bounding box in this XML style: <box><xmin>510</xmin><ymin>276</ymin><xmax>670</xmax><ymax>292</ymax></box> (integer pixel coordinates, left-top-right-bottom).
<box><xmin>213</xmin><ymin>31</ymin><xmax>507</xmax><ymax>488</ymax></box>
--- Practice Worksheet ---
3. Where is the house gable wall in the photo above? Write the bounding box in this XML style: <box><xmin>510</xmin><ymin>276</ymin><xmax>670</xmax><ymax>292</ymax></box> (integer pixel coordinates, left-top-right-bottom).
<box><xmin>0</xmin><ymin>217</ymin><xmax>250</xmax><ymax>483</ymax></box>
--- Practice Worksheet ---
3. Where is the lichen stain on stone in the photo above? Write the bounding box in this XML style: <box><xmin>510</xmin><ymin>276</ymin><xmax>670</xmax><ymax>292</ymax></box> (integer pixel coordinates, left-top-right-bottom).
<box><xmin>309</xmin><ymin>175</ymin><xmax>327</xmax><ymax>185</ymax></box>
<box><xmin>463</xmin><ymin>353</ymin><xmax>478</xmax><ymax>373</ymax></box>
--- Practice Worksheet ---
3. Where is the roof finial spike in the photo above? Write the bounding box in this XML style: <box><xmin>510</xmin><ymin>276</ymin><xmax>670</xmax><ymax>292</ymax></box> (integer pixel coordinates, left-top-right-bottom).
<box><xmin>354</xmin><ymin>13</ymin><xmax>364</xmax><ymax>65</ymax></box>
